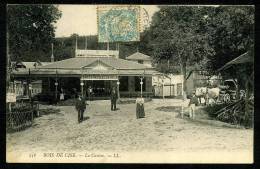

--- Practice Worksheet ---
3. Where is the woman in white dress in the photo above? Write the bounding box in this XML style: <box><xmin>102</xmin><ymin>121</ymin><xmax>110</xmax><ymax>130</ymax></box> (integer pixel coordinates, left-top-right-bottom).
<box><xmin>60</xmin><ymin>88</ymin><xmax>65</xmax><ymax>101</ymax></box>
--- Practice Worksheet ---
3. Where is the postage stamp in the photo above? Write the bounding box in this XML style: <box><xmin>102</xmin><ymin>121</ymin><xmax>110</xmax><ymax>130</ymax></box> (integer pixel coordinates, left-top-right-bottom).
<box><xmin>97</xmin><ymin>5</ymin><xmax>140</xmax><ymax>42</ymax></box>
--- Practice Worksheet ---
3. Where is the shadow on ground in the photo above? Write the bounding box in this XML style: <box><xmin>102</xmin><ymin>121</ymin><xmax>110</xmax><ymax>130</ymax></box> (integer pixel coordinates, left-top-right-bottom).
<box><xmin>155</xmin><ymin>106</ymin><xmax>181</xmax><ymax>112</ymax></box>
<box><xmin>82</xmin><ymin>116</ymin><xmax>90</xmax><ymax>121</ymax></box>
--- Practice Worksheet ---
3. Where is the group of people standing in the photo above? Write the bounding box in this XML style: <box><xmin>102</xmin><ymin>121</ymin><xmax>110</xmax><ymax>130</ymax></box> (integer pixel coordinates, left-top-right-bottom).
<box><xmin>75</xmin><ymin>86</ymin><xmax>118</xmax><ymax>123</ymax></box>
<box><xmin>75</xmin><ymin>86</ymin><xmax>198</xmax><ymax>123</ymax></box>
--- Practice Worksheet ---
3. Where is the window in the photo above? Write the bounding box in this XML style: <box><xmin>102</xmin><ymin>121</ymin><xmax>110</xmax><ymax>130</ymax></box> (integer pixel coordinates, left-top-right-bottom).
<box><xmin>135</xmin><ymin>77</ymin><xmax>146</xmax><ymax>91</ymax></box>
<box><xmin>138</xmin><ymin>60</ymin><xmax>144</xmax><ymax>64</ymax></box>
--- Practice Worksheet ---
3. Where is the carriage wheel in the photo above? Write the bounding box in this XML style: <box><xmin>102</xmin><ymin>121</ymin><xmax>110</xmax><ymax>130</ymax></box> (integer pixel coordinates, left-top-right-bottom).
<box><xmin>224</xmin><ymin>94</ymin><xmax>231</xmax><ymax>103</ymax></box>
<box><xmin>240</xmin><ymin>90</ymin><xmax>246</xmax><ymax>99</ymax></box>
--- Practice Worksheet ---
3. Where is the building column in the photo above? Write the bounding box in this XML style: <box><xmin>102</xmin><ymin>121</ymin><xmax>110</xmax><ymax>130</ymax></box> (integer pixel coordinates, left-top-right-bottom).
<box><xmin>117</xmin><ymin>79</ymin><xmax>120</xmax><ymax>100</ymax></box>
<box><xmin>80</xmin><ymin>78</ymin><xmax>84</xmax><ymax>97</ymax></box>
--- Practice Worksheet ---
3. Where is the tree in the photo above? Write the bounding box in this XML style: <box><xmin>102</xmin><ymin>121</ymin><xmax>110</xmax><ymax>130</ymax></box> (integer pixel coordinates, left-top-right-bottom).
<box><xmin>204</xmin><ymin>6</ymin><xmax>254</xmax><ymax>97</ymax></box>
<box><xmin>205</xmin><ymin>6</ymin><xmax>254</xmax><ymax>71</ymax></box>
<box><xmin>7</xmin><ymin>5</ymin><xmax>62</xmax><ymax>62</ymax></box>
<box><xmin>144</xmin><ymin>6</ymin><xmax>214</xmax><ymax>95</ymax></box>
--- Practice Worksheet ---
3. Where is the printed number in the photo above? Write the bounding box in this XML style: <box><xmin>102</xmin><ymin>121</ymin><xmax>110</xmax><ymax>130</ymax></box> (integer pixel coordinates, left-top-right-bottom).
<box><xmin>29</xmin><ymin>153</ymin><xmax>36</xmax><ymax>158</ymax></box>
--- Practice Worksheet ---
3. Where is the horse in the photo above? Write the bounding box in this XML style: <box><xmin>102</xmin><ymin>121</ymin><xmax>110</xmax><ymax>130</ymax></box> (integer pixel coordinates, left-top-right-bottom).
<box><xmin>207</xmin><ymin>87</ymin><xmax>220</xmax><ymax>105</ymax></box>
<box><xmin>195</xmin><ymin>87</ymin><xmax>220</xmax><ymax>105</ymax></box>
<box><xmin>195</xmin><ymin>87</ymin><xmax>208</xmax><ymax>105</ymax></box>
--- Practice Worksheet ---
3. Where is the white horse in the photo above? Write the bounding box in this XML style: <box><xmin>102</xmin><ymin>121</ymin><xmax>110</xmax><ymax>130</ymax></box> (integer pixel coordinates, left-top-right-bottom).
<box><xmin>195</xmin><ymin>87</ymin><xmax>220</xmax><ymax>105</ymax></box>
<box><xmin>195</xmin><ymin>87</ymin><xmax>208</xmax><ymax>105</ymax></box>
<box><xmin>207</xmin><ymin>87</ymin><xmax>220</xmax><ymax>105</ymax></box>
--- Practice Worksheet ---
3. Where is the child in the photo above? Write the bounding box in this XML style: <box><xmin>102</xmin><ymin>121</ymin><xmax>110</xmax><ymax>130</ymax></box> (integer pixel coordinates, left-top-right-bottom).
<box><xmin>189</xmin><ymin>91</ymin><xmax>198</xmax><ymax>119</ymax></box>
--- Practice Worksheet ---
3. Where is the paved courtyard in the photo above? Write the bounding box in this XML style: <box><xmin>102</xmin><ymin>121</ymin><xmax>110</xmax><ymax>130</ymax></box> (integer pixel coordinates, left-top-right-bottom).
<box><xmin>6</xmin><ymin>99</ymin><xmax>253</xmax><ymax>162</ymax></box>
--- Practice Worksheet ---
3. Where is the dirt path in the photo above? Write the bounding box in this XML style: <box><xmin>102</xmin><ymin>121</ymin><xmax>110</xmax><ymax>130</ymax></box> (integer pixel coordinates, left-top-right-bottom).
<box><xmin>7</xmin><ymin>99</ymin><xmax>253</xmax><ymax>154</ymax></box>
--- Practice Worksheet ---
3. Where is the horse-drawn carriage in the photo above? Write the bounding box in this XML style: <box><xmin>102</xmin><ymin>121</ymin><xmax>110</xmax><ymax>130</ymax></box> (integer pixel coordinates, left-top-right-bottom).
<box><xmin>195</xmin><ymin>79</ymin><xmax>245</xmax><ymax>105</ymax></box>
<box><xmin>218</xmin><ymin>79</ymin><xmax>244</xmax><ymax>102</ymax></box>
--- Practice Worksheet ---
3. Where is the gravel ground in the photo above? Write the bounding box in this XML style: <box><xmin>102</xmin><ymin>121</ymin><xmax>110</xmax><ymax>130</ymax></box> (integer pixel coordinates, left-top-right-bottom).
<box><xmin>7</xmin><ymin>99</ymin><xmax>253</xmax><ymax>156</ymax></box>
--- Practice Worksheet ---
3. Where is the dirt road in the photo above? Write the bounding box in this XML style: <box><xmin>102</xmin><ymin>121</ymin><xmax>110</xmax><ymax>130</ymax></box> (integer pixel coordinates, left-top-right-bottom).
<box><xmin>6</xmin><ymin>99</ymin><xmax>253</xmax><ymax>162</ymax></box>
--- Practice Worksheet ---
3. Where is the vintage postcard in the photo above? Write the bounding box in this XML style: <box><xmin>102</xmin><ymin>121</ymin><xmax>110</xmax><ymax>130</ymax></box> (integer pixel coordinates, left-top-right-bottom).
<box><xmin>6</xmin><ymin>4</ymin><xmax>254</xmax><ymax>163</ymax></box>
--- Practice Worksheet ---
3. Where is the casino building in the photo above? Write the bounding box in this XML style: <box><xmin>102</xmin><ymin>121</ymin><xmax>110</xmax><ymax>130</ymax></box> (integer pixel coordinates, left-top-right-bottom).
<box><xmin>12</xmin><ymin>47</ymin><xmax>160</xmax><ymax>99</ymax></box>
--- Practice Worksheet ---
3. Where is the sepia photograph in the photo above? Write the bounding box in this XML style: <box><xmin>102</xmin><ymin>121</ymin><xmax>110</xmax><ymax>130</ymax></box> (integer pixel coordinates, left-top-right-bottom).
<box><xmin>6</xmin><ymin>4</ymin><xmax>254</xmax><ymax>163</ymax></box>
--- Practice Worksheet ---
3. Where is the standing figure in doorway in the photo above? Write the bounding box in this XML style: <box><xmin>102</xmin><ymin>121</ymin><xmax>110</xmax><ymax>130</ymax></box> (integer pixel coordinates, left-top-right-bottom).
<box><xmin>75</xmin><ymin>95</ymin><xmax>86</xmax><ymax>123</ymax></box>
<box><xmin>88</xmin><ymin>86</ymin><xmax>93</xmax><ymax>101</ymax></box>
<box><xmin>60</xmin><ymin>88</ymin><xmax>65</xmax><ymax>101</ymax></box>
<box><xmin>110</xmin><ymin>86</ymin><xmax>118</xmax><ymax>111</ymax></box>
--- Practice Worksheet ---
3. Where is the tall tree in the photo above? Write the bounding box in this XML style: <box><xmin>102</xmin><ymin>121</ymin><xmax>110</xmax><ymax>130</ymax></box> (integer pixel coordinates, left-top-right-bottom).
<box><xmin>204</xmin><ymin>6</ymin><xmax>254</xmax><ymax>96</ymax></box>
<box><xmin>205</xmin><ymin>6</ymin><xmax>254</xmax><ymax>71</ymax></box>
<box><xmin>144</xmin><ymin>6</ymin><xmax>214</xmax><ymax>95</ymax></box>
<box><xmin>7</xmin><ymin>5</ymin><xmax>62</xmax><ymax>62</ymax></box>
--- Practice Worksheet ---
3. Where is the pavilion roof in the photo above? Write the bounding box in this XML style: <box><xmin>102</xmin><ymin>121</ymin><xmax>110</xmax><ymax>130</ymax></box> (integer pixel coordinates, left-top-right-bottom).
<box><xmin>13</xmin><ymin>57</ymin><xmax>160</xmax><ymax>77</ymax></box>
<box><xmin>126</xmin><ymin>52</ymin><xmax>152</xmax><ymax>61</ymax></box>
<box><xmin>37</xmin><ymin>57</ymin><xmax>151</xmax><ymax>70</ymax></box>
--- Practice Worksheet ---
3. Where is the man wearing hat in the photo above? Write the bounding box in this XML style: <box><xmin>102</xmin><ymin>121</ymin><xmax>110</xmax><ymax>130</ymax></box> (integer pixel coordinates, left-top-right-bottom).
<box><xmin>110</xmin><ymin>86</ymin><xmax>118</xmax><ymax>111</ymax></box>
<box><xmin>75</xmin><ymin>95</ymin><xmax>86</xmax><ymax>123</ymax></box>
<box><xmin>188</xmin><ymin>91</ymin><xmax>198</xmax><ymax>119</ymax></box>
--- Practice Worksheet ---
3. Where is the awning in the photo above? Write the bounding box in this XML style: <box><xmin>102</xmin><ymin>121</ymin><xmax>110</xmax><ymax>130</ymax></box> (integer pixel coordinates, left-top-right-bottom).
<box><xmin>13</xmin><ymin>68</ymin><xmax>161</xmax><ymax>77</ymax></box>
<box><xmin>218</xmin><ymin>52</ymin><xmax>254</xmax><ymax>71</ymax></box>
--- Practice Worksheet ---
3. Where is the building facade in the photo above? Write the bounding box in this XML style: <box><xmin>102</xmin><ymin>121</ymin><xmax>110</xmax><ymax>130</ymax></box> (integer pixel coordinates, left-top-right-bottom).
<box><xmin>13</xmin><ymin>50</ymin><xmax>160</xmax><ymax>99</ymax></box>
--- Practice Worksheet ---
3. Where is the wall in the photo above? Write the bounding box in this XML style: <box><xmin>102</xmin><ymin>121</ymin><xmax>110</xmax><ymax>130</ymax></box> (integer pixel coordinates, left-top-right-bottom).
<box><xmin>143</xmin><ymin>60</ymin><xmax>152</xmax><ymax>67</ymax></box>
<box><xmin>152</xmin><ymin>74</ymin><xmax>184</xmax><ymax>97</ymax></box>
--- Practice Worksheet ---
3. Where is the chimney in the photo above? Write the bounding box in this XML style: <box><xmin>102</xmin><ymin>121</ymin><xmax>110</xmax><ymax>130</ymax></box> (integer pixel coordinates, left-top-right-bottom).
<box><xmin>51</xmin><ymin>43</ymin><xmax>54</xmax><ymax>62</ymax></box>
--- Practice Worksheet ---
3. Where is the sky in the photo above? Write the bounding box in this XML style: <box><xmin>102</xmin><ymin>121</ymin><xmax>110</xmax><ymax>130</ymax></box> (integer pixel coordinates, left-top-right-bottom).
<box><xmin>54</xmin><ymin>5</ymin><xmax>160</xmax><ymax>38</ymax></box>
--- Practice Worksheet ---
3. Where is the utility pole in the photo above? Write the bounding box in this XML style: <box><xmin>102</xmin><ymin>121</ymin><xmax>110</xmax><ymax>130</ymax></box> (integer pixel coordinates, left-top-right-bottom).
<box><xmin>51</xmin><ymin>43</ymin><xmax>54</xmax><ymax>62</ymax></box>
<box><xmin>140</xmin><ymin>77</ymin><xmax>143</xmax><ymax>98</ymax></box>
<box><xmin>80</xmin><ymin>68</ymin><xmax>84</xmax><ymax>98</ymax></box>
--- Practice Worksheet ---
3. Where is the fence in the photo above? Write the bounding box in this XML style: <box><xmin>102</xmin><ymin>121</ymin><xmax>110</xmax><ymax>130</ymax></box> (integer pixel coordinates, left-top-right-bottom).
<box><xmin>6</xmin><ymin>101</ymin><xmax>39</xmax><ymax>132</ymax></box>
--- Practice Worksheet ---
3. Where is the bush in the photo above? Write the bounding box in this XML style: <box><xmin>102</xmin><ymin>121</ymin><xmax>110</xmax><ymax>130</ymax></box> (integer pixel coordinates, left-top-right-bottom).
<box><xmin>202</xmin><ymin>103</ymin><xmax>229</xmax><ymax>119</ymax></box>
<box><xmin>202</xmin><ymin>99</ymin><xmax>253</xmax><ymax>128</ymax></box>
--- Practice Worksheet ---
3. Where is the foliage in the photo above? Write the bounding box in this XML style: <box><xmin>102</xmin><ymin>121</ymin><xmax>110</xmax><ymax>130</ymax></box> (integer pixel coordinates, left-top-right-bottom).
<box><xmin>7</xmin><ymin>4</ymin><xmax>62</xmax><ymax>62</ymax></box>
<box><xmin>201</xmin><ymin>6</ymin><xmax>254</xmax><ymax>99</ymax></box>
<box><xmin>204</xmin><ymin>6</ymin><xmax>254</xmax><ymax>71</ymax></box>
<box><xmin>203</xmin><ymin>103</ymin><xmax>229</xmax><ymax>119</ymax></box>
<box><xmin>215</xmin><ymin>99</ymin><xmax>253</xmax><ymax>128</ymax></box>
<box><xmin>141</xmin><ymin>6</ymin><xmax>215</xmax><ymax>91</ymax></box>
<box><xmin>53</xmin><ymin>33</ymin><xmax>149</xmax><ymax>61</ymax></box>
<box><xmin>203</xmin><ymin>99</ymin><xmax>253</xmax><ymax>128</ymax></box>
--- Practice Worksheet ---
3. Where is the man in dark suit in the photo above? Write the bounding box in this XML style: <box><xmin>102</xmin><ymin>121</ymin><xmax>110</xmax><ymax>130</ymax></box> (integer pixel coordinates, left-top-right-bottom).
<box><xmin>75</xmin><ymin>96</ymin><xmax>86</xmax><ymax>123</ymax></box>
<box><xmin>110</xmin><ymin>87</ymin><xmax>118</xmax><ymax>111</ymax></box>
